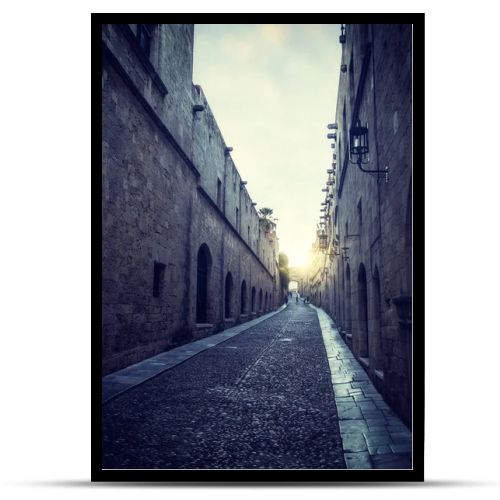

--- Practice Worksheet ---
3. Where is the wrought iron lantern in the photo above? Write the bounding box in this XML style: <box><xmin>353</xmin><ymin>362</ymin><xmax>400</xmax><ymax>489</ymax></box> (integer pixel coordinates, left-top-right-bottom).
<box><xmin>349</xmin><ymin>119</ymin><xmax>369</xmax><ymax>165</ymax></box>
<box><xmin>349</xmin><ymin>119</ymin><xmax>389</xmax><ymax>178</ymax></box>
<box><xmin>342</xmin><ymin>246</ymin><xmax>350</xmax><ymax>262</ymax></box>
<box><xmin>339</xmin><ymin>24</ymin><xmax>346</xmax><ymax>44</ymax></box>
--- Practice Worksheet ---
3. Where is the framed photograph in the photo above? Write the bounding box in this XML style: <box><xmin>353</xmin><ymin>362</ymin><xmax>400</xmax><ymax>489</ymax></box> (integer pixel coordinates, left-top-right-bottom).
<box><xmin>93</xmin><ymin>13</ymin><xmax>424</xmax><ymax>482</ymax></box>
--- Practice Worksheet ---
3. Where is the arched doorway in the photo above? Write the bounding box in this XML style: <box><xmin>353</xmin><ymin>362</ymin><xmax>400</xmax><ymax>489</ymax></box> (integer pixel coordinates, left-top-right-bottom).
<box><xmin>264</xmin><ymin>292</ymin><xmax>268</xmax><ymax>311</ymax></box>
<box><xmin>372</xmin><ymin>266</ymin><xmax>382</xmax><ymax>370</ymax></box>
<box><xmin>225</xmin><ymin>272</ymin><xmax>233</xmax><ymax>318</ymax></box>
<box><xmin>196</xmin><ymin>244</ymin><xmax>212</xmax><ymax>323</ymax></box>
<box><xmin>251</xmin><ymin>286</ymin><xmax>256</xmax><ymax>313</ymax></box>
<box><xmin>345</xmin><ymin>263</ymin><xmax>352</xmax><ymax>334</ymax></box>
<box><xmin>333</xmin><ymin>275</ymin><xmax>337</xmax><ymax>319</ymax></box>
<box><xmin>240</xmin><ymin>280</ymin><xmax>247</xmax><ymax>314</ymax></box>
<box><xmin>357</xmin><ymin>263</ymin><xmax>369</xmax><ymax>358</ymax></box>
<box><xmin>405</xmin><ymin>180</ymin><xmax>412</xmax><ymax>295</ymax></box>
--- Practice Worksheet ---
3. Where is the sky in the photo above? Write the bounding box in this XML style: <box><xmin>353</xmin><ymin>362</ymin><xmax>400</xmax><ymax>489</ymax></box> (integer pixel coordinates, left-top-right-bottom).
<box><xmin>193</xmin><ymin>24</ymin><xmax>342</xmax><ymax>269</ymax></box>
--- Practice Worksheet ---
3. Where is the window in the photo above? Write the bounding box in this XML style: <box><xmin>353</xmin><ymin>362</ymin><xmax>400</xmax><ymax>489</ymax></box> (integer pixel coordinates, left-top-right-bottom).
<box><xmin>137</xmin><ymin>24</ymin><xmax>154</xmax><ymax>58</ymax></box>
<box><xmin>153</xmin><ymin>261</ymin><xmax>166</xmax><ymax>297</ymax></box>
<box><xmin>216</xmin><ymin>179</ymin><xmax>222</xmax><ymax>208</ymax></box>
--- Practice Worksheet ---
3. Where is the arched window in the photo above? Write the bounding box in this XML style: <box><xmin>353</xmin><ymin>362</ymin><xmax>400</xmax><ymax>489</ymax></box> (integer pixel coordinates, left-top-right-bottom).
<box><xmin>357</xmin><ymin>264</ymin><xmax>369</xmax><ymax>358</ymax></box>
<box><xmin>259</xmin><ymin>289</ymin><xmax>263</xmax><ymax>311</ymax></box>
<box><xmin>196</xmin><ymin>244</ymin><xmax>212</xmax><ymax>323</ymax></box>
<box><xmin>251</xmin><ymin>286</ymin><xmax>256</xmax><ymax>313</ymax></box>
<box><xmin>264</xmin><ymin>292</ymin><xmax>268</xmax><ymax>311</ymax></box>
<box><xmin>225</xmin><ymin>272</ymin><xmax>233</xmax><ymax>318</ymax></box>
<box><xmin>240</xmin><ymin>280</ymin><xmax>247</xmax><ymax>314</ymax></box>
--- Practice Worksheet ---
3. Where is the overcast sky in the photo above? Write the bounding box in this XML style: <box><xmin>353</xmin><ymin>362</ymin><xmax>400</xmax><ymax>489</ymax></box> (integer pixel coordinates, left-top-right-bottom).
<box><xmin>193</xmin><ymin>24</ymin><xmax>342</xmax><ymax>269</ymax></box>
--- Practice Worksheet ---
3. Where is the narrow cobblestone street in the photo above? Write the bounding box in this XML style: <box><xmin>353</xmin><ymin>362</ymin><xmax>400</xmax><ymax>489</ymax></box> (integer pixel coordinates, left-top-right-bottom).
<box><xmin>102</xmin><ymin>299</ymin><xmax>346</xmax><ymax>469</ymax></box>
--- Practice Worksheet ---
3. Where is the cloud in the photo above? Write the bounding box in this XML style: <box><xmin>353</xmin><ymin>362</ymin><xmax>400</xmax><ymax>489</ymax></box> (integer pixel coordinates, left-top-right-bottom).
<box><xmin>260</xmin><ymin>24</ymin><xmax>289</xmax><ymax>45</ymax></box>
<box><xmin>193</xmin><ymin>24</ymin><xmax>342</xmax><ymax>268</ymax></box>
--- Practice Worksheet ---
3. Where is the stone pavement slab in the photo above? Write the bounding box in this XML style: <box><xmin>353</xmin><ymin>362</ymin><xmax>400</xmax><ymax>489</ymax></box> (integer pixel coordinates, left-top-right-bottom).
<box><xmin>312</xmin><ymin>305</ymin><xmax>413</xmax><ymax>470</ymax></box>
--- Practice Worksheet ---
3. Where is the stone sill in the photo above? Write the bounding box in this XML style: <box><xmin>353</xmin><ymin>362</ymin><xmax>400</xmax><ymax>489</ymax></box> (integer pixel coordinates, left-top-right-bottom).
<box><xmin>375</xmin><ymin>369</ymin><xmax>385</xmax><ymax>381</ymax></box>
<box><xmin>359</xmin><ymin>357</ymin><xmax>370</xmax><ymax>368</ymax></box>
<box><xmin>195</xmin><ymin>323</ymin><xmax>214</xmax><ymax>329</ymax></box>
<box><xmin>346</xmin><ymin>333</ymin><xmax>353</xmax><ymax>340</ymax></box>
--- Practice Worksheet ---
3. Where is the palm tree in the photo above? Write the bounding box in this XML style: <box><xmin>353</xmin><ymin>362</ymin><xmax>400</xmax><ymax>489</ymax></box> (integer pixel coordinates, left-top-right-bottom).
<box><xmin>258</xmin><ymin>207</ymin><xmax>274</xmax><ymax>219</ymax></box>
<box><xmin>258</xmin><ymin>207</ymin><xmax>276</xmax><ymax>233</ymax></box>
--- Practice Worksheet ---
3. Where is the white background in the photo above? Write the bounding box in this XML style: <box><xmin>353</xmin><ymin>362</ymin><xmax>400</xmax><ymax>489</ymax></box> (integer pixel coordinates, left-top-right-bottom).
<box><xmin>1</xmin><ymin>1</ymin><xmax>499</xmax><ymax>498</ymax></box>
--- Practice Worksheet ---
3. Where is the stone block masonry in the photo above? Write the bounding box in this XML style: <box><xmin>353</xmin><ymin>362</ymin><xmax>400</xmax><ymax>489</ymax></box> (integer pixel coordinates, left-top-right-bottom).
<box><xmin>303</xmin><ymin>24</ymin><xmax>412</xmax><ymax>426</ymax></box>
<box><xmin>102</xmin><ymin>24</ymin><xmax>280</xmax><ymax>375</ymax></box>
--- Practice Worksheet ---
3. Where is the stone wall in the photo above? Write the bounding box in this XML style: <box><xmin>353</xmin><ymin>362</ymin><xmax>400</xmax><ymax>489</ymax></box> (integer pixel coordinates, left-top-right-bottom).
<box><xmin>307</xmin><ymin>24</ymin><xmax>413</xmax><ymax>425</ymax></box>
<box><xmin>102</xmin><ymin>24</ymin><xmax>280</xmax><ymax>375</ymax></box>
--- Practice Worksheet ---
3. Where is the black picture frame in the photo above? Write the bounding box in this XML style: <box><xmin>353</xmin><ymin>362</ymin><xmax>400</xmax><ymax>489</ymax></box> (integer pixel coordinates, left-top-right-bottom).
<box><xmin>92</xmin><ymin>12</ymin><xmax>424</xmax><ymax>483</ymax></box>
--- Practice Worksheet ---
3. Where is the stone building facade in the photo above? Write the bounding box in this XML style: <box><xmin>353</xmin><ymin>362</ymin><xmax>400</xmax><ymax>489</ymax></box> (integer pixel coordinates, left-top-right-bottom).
<box><xmin>102</xmin><ymin>24</ymin><xmax>280</xmax><ymax>375</ymax></box>
<box><xmin>303</xmin><ymin>24</ymin><xmax>412</xmax><ymax>425</ymax></box>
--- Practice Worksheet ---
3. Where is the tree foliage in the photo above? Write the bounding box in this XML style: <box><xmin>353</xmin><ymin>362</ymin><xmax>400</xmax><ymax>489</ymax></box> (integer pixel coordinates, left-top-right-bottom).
<box><xmin>258</xmin><ymin>207</ymin><xmax>276</xmax><ymax>233</ymax></box>
<box><xmin>278</xmin><ymin>252</ymin><xmax>290</xmax><ymax>292</ymax></box>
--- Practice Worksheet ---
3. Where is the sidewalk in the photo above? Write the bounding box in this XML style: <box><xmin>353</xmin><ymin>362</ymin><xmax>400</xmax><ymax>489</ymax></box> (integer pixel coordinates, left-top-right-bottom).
<box><xmin>102</xmin><ymin>305</ymin><xmax>286</xmax><ymax>403</ymax></box>
<box><xmin>312</xmin><ymin>305</ymin><xmax>412</xmax><ymax>469</ymax></box>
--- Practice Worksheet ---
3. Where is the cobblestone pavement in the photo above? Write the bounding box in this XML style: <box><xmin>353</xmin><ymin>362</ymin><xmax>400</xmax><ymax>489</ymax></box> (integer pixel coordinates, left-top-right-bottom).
<box><xmin>102</xmin><ymin>306</ymin><xmax>286</xmax><ymax>403</ymax></box>
<box><xmin>102</xmin><ymin>299</ymin><xmax>346</xmax><ymax>469</ymax></box>
<box><xmin>313</xmin><ymin>306</ymin><xmax>412</xmax><ymax>470</ymax></box>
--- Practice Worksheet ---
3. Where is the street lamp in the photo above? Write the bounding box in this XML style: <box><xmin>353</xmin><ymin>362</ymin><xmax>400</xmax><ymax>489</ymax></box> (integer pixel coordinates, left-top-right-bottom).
<box><xmin>349</xmin><ymin>119</ymin><xmax>389</xmax><ymax>178</ymax></box>
<box><xmin>349</xmin><ymin>119</ymin><xmax>369</xmax><ymax>164</ymax></box>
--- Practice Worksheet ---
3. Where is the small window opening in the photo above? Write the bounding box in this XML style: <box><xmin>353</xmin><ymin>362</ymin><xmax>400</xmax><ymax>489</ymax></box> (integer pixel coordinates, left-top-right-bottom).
<box><xmin>153</xmin><ymin>261</ymin><xmax>166</xmax><ymax>298</ymax></box>
<box><xmin>216</xmin><ymin>179</ymin><xmax>222</xmax><ymax>208</ymax></box>
<box><xmin>137</xmin><ymin>24</ymin><xmax>154</xmax><ymax>58</ymax></box>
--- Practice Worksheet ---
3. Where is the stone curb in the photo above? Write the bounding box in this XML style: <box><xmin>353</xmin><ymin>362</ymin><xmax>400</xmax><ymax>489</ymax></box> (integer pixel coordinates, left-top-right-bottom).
<box><xmin>310</xmin><ymin>305</ymin><xmax>412</xmax><ymax>470</ymax></box>
<box><xmin>102</xmin><ymin>305</ymin><xmax>287</xmax><ymax>404</ymax></box>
